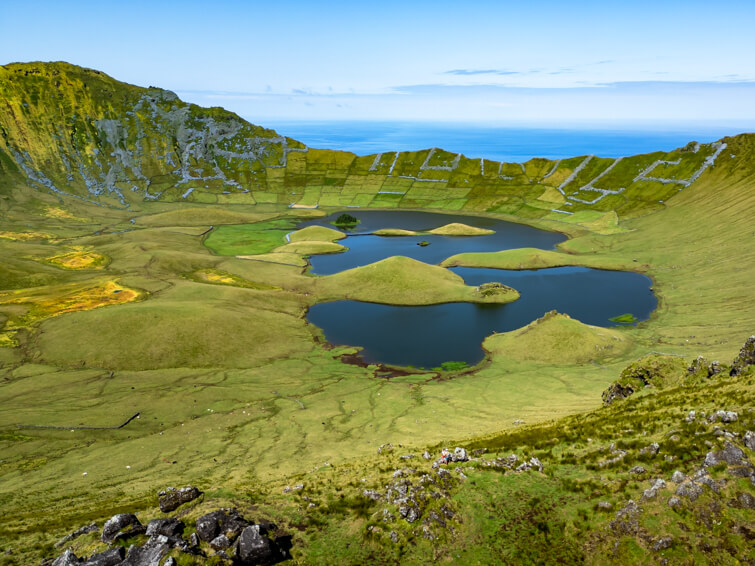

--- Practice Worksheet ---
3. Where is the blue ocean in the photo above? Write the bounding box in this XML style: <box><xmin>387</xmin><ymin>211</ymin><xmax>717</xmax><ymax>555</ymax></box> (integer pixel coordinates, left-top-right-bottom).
<box><xmin>265</xmin><ymin>121</ymin><xmax>744</xmax><ymax>162</ymax></box>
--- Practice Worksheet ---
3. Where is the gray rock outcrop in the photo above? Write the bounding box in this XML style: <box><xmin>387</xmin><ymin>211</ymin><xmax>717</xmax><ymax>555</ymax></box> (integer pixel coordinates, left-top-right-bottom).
<box><xmin>196</xmin><ymin>509</ymin><xmax>248</xmax><ymax>543</ymax></box>
<box><xmin>675</xmin><ymin>481</ymin><xmax>704</xmax><ymax>501</ymax></box>
<box><xmin>158</xmin><ymin>486</ymin><xmax>202</xmax><ymax>512</ymax></box>
<box><xmin>145</xmin><ymin>518</ymin><xmax>184</xmax><ymax>538</ymax></box>
<box><xmin>744</xmin><ymin>431</ymin><xmax>755</xmax><ymax>451</ymax></box>
<box><xmin>730</xmin><ymin>336</ymin><xmax>755</xmax><ymax>376</ymax></box>
<box><xmin>51</xmin><ymin>550</ymin><xmax>80</xmax><ymax>566</ymax></box>
<box><xmin>120</xmin><ymin>536</ymin><xmax>170</xmax><ymax>565</ymax></box>
<box><xmin>101</xmin><ymin>513</ymin><xmax>143</xmax><ymax>544</ymax></box>
<box><xmin>704</xmin><ymin>441</ymin><xmax>748</xmax><ymax>468</ymax></box>
<box><xmin>642</xmin><ymin>479</ymin><xmax>666</xmax><ymax>500</ymax></box>
<box><xmin>81</xmin><ymin>547</ymin><xmax>125</xmax><ymax>566</ymax></box>
<box><xmin>236</xmin><ymin>525</ymin><xmax>278</xmax><ymax>565</ymax></box>
<box><xmin>602</xmin><ymin>382</ymin><xmax>634</xmax><ymax>405</ymax></box>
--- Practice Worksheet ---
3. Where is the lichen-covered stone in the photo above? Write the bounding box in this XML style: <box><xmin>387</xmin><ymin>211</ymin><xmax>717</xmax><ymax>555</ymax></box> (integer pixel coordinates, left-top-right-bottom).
<box><xmin>81</xmin><ymin>547</ymin><xmax>125</xmax><ymax>566</ymax></box>
<box><xmin>236</xmin><ymin>525</ymin><xmax>277</xmax><ymax>565</ymax></box>
<box><xmin>101</xmin><ymin>513</ymin><xmax>142</xmax><ymax>544</ymax></box>
<box><xmin>145</xmin><ymin>518</ymin><xmax>184</xmax><ymax>538</ymax></box>
<box><xmin>730</xmin><ymin>336</ymin><xmax>755</xmax><ymax>376</ymax></box>
<box><xmin>158</xmin><ymin>486</ymin><xmax>202</xmax><ymax>512</ymax></box>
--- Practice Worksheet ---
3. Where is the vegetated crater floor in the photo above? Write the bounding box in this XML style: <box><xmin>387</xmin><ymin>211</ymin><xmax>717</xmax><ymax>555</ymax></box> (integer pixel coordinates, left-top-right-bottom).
<box><xmin>300</xmin><ymin>210</ymin><xmax>655</xmax><ymax>368</ymax></box>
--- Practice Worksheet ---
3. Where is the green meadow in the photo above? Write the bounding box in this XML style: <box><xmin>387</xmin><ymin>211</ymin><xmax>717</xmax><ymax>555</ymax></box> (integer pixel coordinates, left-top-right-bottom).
<box><xmin>0</xmin><ymin>62</ymin><xmax>753</xmax><ymax>564</ymax></box>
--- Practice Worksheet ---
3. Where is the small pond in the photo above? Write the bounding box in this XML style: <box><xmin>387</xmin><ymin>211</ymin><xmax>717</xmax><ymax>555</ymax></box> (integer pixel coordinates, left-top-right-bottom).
<box><xmin>302</xmin><ymin>211</ymin><xmax>656</xmax><ymax>369</ymax></box>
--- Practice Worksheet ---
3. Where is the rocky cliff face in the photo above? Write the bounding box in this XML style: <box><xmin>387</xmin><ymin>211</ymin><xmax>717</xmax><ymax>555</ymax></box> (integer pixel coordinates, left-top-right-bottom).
<box><xmin>0</xmin><ymin>62</ymin><xmax>303</xmax><ymax>206</ymax></box>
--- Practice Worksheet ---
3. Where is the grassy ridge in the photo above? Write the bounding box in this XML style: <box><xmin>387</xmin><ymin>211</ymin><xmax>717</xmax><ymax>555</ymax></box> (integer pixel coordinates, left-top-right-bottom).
<box><xmin>0</xmin><ymin>62</ymin><xmax>733</xmax><ymax>223</ymax></box>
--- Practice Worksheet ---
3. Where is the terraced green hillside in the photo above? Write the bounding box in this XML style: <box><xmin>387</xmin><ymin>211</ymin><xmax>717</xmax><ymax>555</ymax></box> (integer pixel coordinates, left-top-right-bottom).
<box><xmin>0</xmin><ymin>62</ymin><xmax>731</xmax><ymax>233</ymax></box>
<box><xmin>0</xmin><ymin>62</ymin><xmax>753</xmax><ymax>565</ymax></box>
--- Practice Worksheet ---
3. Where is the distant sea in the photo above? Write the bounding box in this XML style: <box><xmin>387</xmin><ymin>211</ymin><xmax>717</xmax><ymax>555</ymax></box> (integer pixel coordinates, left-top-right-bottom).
<box><xmin>263</xmin><ymin>121</ymin><xmax>746</xmax><ymax>163</ymax></box>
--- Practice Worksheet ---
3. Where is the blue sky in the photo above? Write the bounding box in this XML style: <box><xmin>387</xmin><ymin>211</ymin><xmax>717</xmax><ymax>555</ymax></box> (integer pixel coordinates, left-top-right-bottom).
<box><xmin>2</xmin><ymin>0</ymin><xmax>755</xmax><ymax>128</ymax></box>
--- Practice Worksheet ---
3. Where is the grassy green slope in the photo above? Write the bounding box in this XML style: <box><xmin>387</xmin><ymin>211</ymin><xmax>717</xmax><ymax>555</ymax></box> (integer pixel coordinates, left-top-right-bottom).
<box><xmin>1</xmin><ymin>62</ymin><xmax>734</xmax><ymax>224</ymax></box>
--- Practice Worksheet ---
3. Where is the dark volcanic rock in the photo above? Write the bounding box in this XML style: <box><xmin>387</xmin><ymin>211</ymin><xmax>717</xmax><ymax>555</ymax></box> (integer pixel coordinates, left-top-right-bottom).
<box><xmin>730</xmin><ymin>336</ymin><xmax>755</xmax><ymax>376</ymax></box>
<box><xmin>158</xmin><ymin>486</ymin><xmax>202</xmax><ymax>512</ymax></box>
<box><xmin>707</xmin><ymin>361</ymin><xmax>724</xmax><ymax>377</ymax></box>
<box><xmin>101</xmin><ymin>513</ymin><xmax>143</xmax><ymax>544</ymax></box>
<box><xmin>735</xmin><ymin>492</ymin><xmax>755</xmax><ymax>509</ymax></box>
<box><xmin>120</xmin><ymin>536</ymin><xmax>170</xmax><ymax>566</ymax></box>
<box><xmin>610</xmin><ymin>500</ymin><xmax>642</xmax><ymax>536</ymax></box>
<box><xmin>652</xmin><ymin>537</ymin><xmax>673</xmax><ymax>552</ymax></box>
<box><xmin>82</xmin><ymin>547</ymin><xmax>125</xmax><ymax>566</ymax></box>
<box><xmin>236</xmin><ymin>525</ymin><xmax>279</xmax><ymax>565</ymax></box>
<box><xmin>210</xmin><ymin>534</ymin><xmax>231</xmax><ymax>550</ymax></box>
<box><xmin>602</xmin><ymin>382</ymin><xmax>634</xmax><ymax>405</ymax></box>
<box><xmin>51</xmin><ymin>550</ymin><xmax>80</xmax><ymax>566</ymax></box>
<box><xmin>675</xmin><ymin>481</ymin><xmax>704</xmax><ymax>501</ymax></box>
<box><xmin>196</xmin><ymin>509</ymin><xmax>248</xmax><ymax>543</ymax></box>
<box><xmin>704</xmin><ymin>441</ymin><xmax>749</xmax><ymax>468</ymax></box>
<box><xmin>145</xmin><ymin>518</ymin><xmax>184</xmax><ymax>538</ymax></box>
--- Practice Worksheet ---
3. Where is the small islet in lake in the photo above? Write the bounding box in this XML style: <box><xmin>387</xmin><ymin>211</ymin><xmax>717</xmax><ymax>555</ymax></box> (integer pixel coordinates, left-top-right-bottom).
<box><xmin>303</xmin><ymin>211</ymin><xmax>656</xmax><ymax>369</ymax></box>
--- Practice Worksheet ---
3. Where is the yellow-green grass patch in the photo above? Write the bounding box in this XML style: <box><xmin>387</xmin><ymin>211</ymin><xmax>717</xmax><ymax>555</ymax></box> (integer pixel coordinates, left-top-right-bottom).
<box><xmin>287</xmin><ymin>225</ymin><xmax>346</xmax><ymax>243</ymax></box>
<box><xmin>0</xmin><ymin>279</ymin><xmax>143</xmax><ymax>328</ymax></box>
<box><xmin>236</xmin><ymin>252</ymin><xmax>308</xmax><ymax>267</ymax></box>
<box><xmin>34</xmin><ymin>281</ymin><xmax>310</xmax><ymax>370</ymax></box>
<box><xmin>45</xmin><ymin>248</ymin><xmax>108</xmax><ymax>269</ymax></box>
<box><xmin>441</xmin><ymin>247</ymin><xmax>638</xmax><ymax>271</ymax></box>
<box><xmin>428</xmin><ymin>223</ymin><xmax>494</xmax><ymax>236</ymax></box>
<box><xmin>483</xmin><ymin>311</ymin><xmax>632</xmax><ymax>365</ymax></box>
<box><xmin>204</xmin><ymin>219</ymin><xmax>299</xmax><ymax>256</ymax></box>
<box><xmin>191</xmin><ymin>268</ymin><xmax>279</xmax><ymax>290</ymax></box>
<box><xmin>0</xmin><ymin>230</ymin><xmax>52</xmax><ymax>241</ymax></box>
<box><xmin>273</xmin><ymin>241</ymin><xmax>347</xmax><ymax>255</ymax></box>
<box><xmin>315</xmin><ymin>256</ymin><xmax>519</xmax><ymax>305</ymax></box>
<box><xmin>135</xmin><ymin>207</ymin><xmax>278</xmax><ymax>227</ymax></box>
<box><xmin>373</xmin><ymin>228</ymin><xmax>418</xmax><ymax>236</ymax></box>
<box><xmin>537</xmin><ymin>186</ymin><xmax>566</xmax><ymax>203</ymax></box>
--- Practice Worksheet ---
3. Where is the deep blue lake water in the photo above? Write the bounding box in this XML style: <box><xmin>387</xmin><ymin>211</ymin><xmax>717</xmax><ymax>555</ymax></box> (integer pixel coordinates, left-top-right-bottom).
<box><xmin>303</xmin><ymin>211</ymin><xmax>656</xmax><ymax>368</ymax></box>
<box><xmin>300</xmin><ymin>210</ymin><xmax>566</xmax><ymax>275</ymax></box>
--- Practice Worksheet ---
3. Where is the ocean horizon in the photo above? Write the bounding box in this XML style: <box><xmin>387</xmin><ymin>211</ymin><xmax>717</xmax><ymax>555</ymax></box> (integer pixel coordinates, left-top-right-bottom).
<box><xmin>260</xmin><ymin>121</ymin><xmax>750</xmax><ymax>163</ymax></box>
